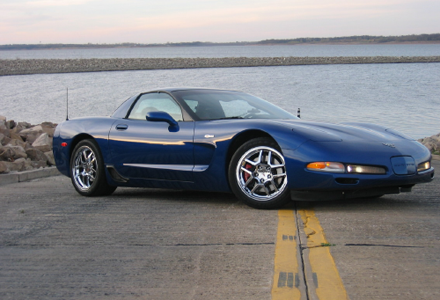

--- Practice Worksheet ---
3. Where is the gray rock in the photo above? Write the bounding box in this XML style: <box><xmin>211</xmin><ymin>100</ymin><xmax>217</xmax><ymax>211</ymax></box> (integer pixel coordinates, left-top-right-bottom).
<box><xmin>24</xmin><ymin>142</ymin><xmax>33</xmax><ymax>150</ymax></box>
<box><xmin>418</xmin><ymin>135</ymin><xmax>440</xmax><ymax>153</ymax></box>
<box><xmin>6</xmin><ymin>119</ymin><xmax>16</xmax><ymax>129</ymax></box>
<box><xmin>0</xmin><ymin>146</ymin><xmax>14</xmax><ymax>161</ymax></box>
<box><xmin>30</xmin><ymin>160</ymin><xmax>47</xmax><ymax>169</ymax></box>
<box><xmin>1</xmin><ymin>159</ymin><xmax>24</xmax><ymax>172</ymax></box>
<box><xmin>0</xmin><ymin>118</ymin><xmax>57</xmax><ymax>173</ymax></box>
<box><xmin>12</xmin><ymin>145</ymin><xmax>27</xmax><ymax>159</ymax></box>
<box><xmin>10</xmin><ymin>130</ymin><xmax>24</xmax><ymax>142</ymax></box>
<box><xmin>23</xmin><ymin>158</ymin><xmax>35</xmax><ymax>171</ymax></box>
<box><xmin>0</xmin><ymin>161</ymin><xmax>8</xmax><ymax>173</ymax></box>
<box><xmin>1</xmin><ymin>136</ymin><xmax>11</xmax><ymax>146</ymax></box>
<box><xmin>19</xmin><ymin>125</ymin><xmax>43</xmax><ymax>144</ymax></box>
<box><xmin>12</xmin><ymin>158</ymin><xmax>27</xmax><ymax>172</ymax></box>
<box><xmin>0</xmin><ymin>145</ymin><xmax>27</xmax><ymax>160</ymax></box>
<box><xmin>8</xmin><ymin>137</ymin><xmax>26</xmax><ymax>148</ymax></box>
<box><xmin>41</xmin><ymin>122</ymin><xmax>57</xmax><ymax>137</ymax></box>
<box><xmin>32</xmin><ymin>133</ymin><xmax>52</xmax><ymax>152</ymax></box>
<box><xmin>15</xmin><ymin>121</ymin><xmax>32</xmax><ymax>131</ymax></box>
<box><xmin>44</xmin><ymin>151</ymin><xmax>55</xmax><ymax>166</ymax></box>
<box><xmin>0</xmin><ymin>121</ymin><xmax>9</xmax><ymax>137</ymax></box>
<box><xmin>26</xmin><ymin>148</ymin><xmax>47</xmax><ymax>162</ymax></box>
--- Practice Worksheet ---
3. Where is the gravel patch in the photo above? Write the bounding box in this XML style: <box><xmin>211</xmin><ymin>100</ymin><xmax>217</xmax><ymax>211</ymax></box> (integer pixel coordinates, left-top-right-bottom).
<box><xmin>1</xmin><ymin>56</ymin><xmax>440</xmax><ymax>76</ymax></box>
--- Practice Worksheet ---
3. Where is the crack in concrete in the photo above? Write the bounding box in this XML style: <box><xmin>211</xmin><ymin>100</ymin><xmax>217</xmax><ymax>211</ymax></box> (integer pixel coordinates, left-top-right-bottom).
<box><xmin>294</xmin><ymin>205</ymin><xmax>349</xmax><ymax>300</ymax></box>
<box><xmin>345</xmin><ymin>243</ymin><xmax>424</xmax><ymax>248</ymax></box>
<box><xmin>294</xmin><ymin>203</ymin><xmax>310</xmax><ymax>300</ymax></box>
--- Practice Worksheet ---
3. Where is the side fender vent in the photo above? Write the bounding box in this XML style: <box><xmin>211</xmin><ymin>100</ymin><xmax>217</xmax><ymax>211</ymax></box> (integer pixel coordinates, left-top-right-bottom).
<box><xmin>106</xmin><ymin>165</ymin><xmax>129</xmax><ymax>183</ymax></box>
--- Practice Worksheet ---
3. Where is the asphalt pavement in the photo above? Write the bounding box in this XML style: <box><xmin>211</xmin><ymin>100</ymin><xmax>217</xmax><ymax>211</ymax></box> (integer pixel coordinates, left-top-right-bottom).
<box><xmin>0</xmin><ymin>160</ymin><xmax>438</xmax><ymax>300</ymax></box>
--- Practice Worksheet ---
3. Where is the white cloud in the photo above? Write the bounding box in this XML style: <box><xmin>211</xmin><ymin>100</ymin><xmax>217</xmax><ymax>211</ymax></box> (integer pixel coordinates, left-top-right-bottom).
<box><xmin>0</xmin><ymin>0</ymin><xmax>438</xmax><ymax>43</ymax></box>
<box><xmin>32</xmin><ymin>0</ymin><xmax>89</xmax><ymax>6</ymax></box>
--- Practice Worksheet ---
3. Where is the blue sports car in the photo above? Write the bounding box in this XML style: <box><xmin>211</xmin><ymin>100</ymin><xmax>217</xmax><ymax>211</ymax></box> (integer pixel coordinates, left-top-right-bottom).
<box><xmin>53</xmin><ymin>88</ymin><xmax>434</xmax><ymax>209</ymax></box>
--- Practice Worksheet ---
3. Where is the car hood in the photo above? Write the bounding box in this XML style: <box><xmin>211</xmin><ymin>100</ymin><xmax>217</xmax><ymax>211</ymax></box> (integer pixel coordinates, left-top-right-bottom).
<box><xmin>272</xmin><ymin>120</ymin><xmax>430</xmax><ymax>165</ymax></box>
<box><xmin>278</xmin><ymin>120</ymin><xmax>414</xmax><ymax>143</ymax></box>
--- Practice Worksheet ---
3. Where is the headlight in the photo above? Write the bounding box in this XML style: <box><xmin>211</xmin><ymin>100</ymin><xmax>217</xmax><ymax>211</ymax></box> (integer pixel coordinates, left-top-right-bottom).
<box><xmin>417</xmin><ymin>161</ymin><xmax>431</xmax><ymax>172</ymax></box>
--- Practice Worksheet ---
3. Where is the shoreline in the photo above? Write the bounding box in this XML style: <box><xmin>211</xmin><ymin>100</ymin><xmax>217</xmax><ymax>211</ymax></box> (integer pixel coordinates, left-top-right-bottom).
<box><xmin>1</xmin><ymin>56</ymin><xmax>440</xmax><ymax>76</ymax></box>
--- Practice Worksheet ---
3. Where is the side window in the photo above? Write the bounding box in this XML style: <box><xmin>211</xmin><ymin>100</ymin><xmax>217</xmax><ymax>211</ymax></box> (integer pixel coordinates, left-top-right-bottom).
<box><xmin>219</xmin><ymin>99</ymin><xmax>271</xmax><ymax>118</ymax></box>
<box><xmin>182</xmin><ymin>98</ymin><xmax>225</xmax><ymax>120</ymax></box>
<box><xmin>184</xmin><ymin>99</ymin><xmax>198</xmax><ymax>114</ymax></box>
<box><xmin>219</xmin><ymin>99</ymin><xmax>254</xmax><ymax>117</ymax></box>
<box><xmin>128</xmin><ymin>93</ymin><xmax>183</xmax><ymax>121</ymax></box>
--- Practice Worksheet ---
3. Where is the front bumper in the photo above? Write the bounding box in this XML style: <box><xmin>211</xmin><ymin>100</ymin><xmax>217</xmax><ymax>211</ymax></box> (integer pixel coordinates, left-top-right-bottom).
<box><xmin>289</xmin><ymin>167</ymin><xmax>434</xmax><ymax>201</ymax></box>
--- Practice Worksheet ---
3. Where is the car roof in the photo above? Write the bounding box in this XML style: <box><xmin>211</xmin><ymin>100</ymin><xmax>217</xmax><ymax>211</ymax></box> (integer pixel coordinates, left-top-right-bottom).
<box><xmin>111</xmin><ymin>88</ymin><xmax>242</xmax><ymax>119</ymax></box>
<box><xmin>146</xmin><ymin>87</ymin><xmax>239</xmax><ymax>94</ymax></box>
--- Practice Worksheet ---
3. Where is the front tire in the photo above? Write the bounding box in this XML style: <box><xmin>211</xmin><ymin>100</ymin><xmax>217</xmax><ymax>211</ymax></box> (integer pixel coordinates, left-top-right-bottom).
<box><xmin>228</xmin><ymin>138</ymin><xmax>290</xmax><ymax>209</ymax></box>
<box><xmin>70</xmin><ymin>139</ymin><xmax>116</xmax><ymax>196</ymax></box>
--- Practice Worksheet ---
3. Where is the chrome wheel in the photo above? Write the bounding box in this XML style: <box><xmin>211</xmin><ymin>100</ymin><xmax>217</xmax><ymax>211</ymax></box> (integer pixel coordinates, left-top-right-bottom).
<box><xmin>72</xmin><ymin>145</ymin><xmax>97</xmax><ymax>192</ymax></box>
<box><xmin>235</xmin><ymin>146</ymin><xmax>288</xmax><ymax>202</ymax></box>
<box><xmin>70</xmin><ymin>139</ymin><xmax>116</xmax><ymax>196</ymax></box>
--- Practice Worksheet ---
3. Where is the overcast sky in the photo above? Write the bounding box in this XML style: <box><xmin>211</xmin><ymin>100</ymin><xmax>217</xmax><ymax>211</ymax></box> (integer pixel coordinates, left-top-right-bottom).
<box><xmin>0</xmin><ymin>0</ymin><xmax>439</xmax><ymax>44</ymax></box>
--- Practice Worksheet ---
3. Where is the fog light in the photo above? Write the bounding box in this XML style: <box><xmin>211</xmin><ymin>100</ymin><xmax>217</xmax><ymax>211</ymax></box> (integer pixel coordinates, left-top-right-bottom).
<box><xmin>417</xmin><ymin>161</ymin><xmax>431</xmax><ymax>172</ymax></box>
<box><xmin>346</xmin><ymin>164</ymin><xmax>386</xmax><ymax>174</ymax></box>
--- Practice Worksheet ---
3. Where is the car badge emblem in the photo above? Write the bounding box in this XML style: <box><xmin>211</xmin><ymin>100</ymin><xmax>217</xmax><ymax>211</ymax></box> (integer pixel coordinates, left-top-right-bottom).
<box><xmin>382</xmin><ymin>143</ymin><xmax>396</xmax><ymax>148</ymax></box>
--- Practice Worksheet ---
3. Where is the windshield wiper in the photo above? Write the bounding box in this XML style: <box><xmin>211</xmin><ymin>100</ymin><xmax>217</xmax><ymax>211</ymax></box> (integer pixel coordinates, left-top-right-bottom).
<box><xmin>217</xmin><ymin>116</ymin><xmax>244</xmax><ymax>120</ymax></box>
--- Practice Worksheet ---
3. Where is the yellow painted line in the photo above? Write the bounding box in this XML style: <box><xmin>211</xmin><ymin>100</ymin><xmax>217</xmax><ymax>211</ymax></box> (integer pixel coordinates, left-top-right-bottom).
<box><xmin>271</xmin><ymin>209</ymin><xmax>301</xmax><ymax>300</ymax></box>
<box><xmin>298</xmin><ymin>208</ymin><xmax>348</xmax><ymax>300</ymax></box>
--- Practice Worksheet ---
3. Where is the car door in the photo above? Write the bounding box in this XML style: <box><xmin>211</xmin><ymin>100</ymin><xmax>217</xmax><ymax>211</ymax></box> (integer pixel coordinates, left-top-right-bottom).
<box><xmin>108</xmin><ymin>92</ymin><xmax>195</xmax><ymax>182</ymax></box>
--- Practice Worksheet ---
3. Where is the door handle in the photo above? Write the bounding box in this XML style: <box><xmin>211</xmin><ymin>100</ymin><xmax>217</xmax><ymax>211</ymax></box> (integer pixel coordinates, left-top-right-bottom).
<box><xmin>116</xmin><ymin>124</ymin><xmax>128</xmax><ymax>130</ymax></box>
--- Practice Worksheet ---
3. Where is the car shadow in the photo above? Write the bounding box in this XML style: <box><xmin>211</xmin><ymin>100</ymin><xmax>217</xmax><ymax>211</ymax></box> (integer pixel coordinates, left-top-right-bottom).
<box><xmin>101</xmin><ymin>171</ymin><xmax>438</xmax><ymax>210</ymax></box>
<box><xmin>111</xmin><ymin>187</ymin><xmax>242</xmax><ymax>207</ymax></box>
<box><xmin>105</xmin><ymin>186</ymin><xmax>439</xmax><ymax>211</ymax></box>
<box><xmin>294</xmin><ymin>192</ymin><xmax>439</xmax><ymax>213</ymax></box>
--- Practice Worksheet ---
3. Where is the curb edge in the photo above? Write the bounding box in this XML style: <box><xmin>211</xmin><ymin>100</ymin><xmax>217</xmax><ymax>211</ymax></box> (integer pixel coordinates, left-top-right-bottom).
<box><xmin>0</xmin><ymin>167</ymin><xmax>61</xmax><ymax>186</ymax></box>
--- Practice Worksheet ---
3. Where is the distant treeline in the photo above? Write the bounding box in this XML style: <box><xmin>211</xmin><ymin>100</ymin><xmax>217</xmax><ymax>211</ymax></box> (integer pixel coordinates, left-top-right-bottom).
<box><xmin>258</xmin><ymin>33</ymin><xmax>440</xmax><ymax>45</ymax></box>
<box><xmin>1</xmin><ymin>34</ymin><xmax>439</xmax><ymax>50</ymax></box>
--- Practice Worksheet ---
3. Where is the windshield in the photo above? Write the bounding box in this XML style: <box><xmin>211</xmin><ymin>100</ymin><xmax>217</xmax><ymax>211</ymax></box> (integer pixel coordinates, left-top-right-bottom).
<box><xmin>173</xmin><ymin>90</ymin><xmax>297</xmax><ymax>121</ymax></box>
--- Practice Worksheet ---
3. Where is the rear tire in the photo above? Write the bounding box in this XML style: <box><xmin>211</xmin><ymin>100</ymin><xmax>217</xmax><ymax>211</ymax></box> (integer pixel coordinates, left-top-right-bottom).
<box><xmin>70</xmin><ymin>139</ymin><xmax>116</xmax><ymax>196</ymax></box>
<box><xmin>228</xmin><ymin>137</ymin><xmax>290</xmax><ymax>209</ymax></box>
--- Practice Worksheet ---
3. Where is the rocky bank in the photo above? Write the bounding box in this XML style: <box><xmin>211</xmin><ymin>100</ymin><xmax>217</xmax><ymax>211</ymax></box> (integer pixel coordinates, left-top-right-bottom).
<box><xmin>1</xmin><ymin>56</ymin><xmax>440</xmax><ymax>76</ymax></box>
<box><xmin>418</xmin><ymin>133</ymin><xmax>440</xmax><ymax>156</ymax></box>
<box><xmin>0</xmin><ymin>114</ymin><xmax>438</xmax><ymax>174</ymax></box>
<box><xmin>0</xmin><ymin>116</ymin><xmax>56</xmax><ymax>174</ymax></box>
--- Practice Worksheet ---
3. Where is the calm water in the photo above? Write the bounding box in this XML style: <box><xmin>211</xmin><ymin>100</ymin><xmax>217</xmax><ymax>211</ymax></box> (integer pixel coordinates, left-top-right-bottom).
<box><xmin>0</xmin><ymin>45</ymin><xmax>439</xmax><ymax>139</ymax></box>
<box><xmin>1</xmin><ymin>63</ymin><xmax>438</xmax><ymax>139</ymax></box>
<box><xmin>1</xmin><ymin>44</ymin><xmax>440</xmax><ymax>59</ymax></box>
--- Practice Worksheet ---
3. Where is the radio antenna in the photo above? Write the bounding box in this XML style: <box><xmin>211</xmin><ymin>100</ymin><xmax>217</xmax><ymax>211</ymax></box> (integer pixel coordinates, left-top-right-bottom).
<box><xmin>66</xmin><ymin>87</ymin><xmax>69</xmax><ymax>121</ymax></box>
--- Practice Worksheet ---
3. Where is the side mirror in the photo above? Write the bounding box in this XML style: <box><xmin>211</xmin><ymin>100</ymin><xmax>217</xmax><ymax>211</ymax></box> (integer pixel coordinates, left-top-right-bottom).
<box><xmin>146</xmin><ymin>111</ymin><xmax>179</xmax><ymax>132</ymax></box>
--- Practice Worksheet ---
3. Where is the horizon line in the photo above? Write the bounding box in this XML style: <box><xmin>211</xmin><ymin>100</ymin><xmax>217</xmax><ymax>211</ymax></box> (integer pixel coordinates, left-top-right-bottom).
<box><xmin>1</xmin><ymin>33</ymin><xmax>440</xmax><ymax>47</ymax></box>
